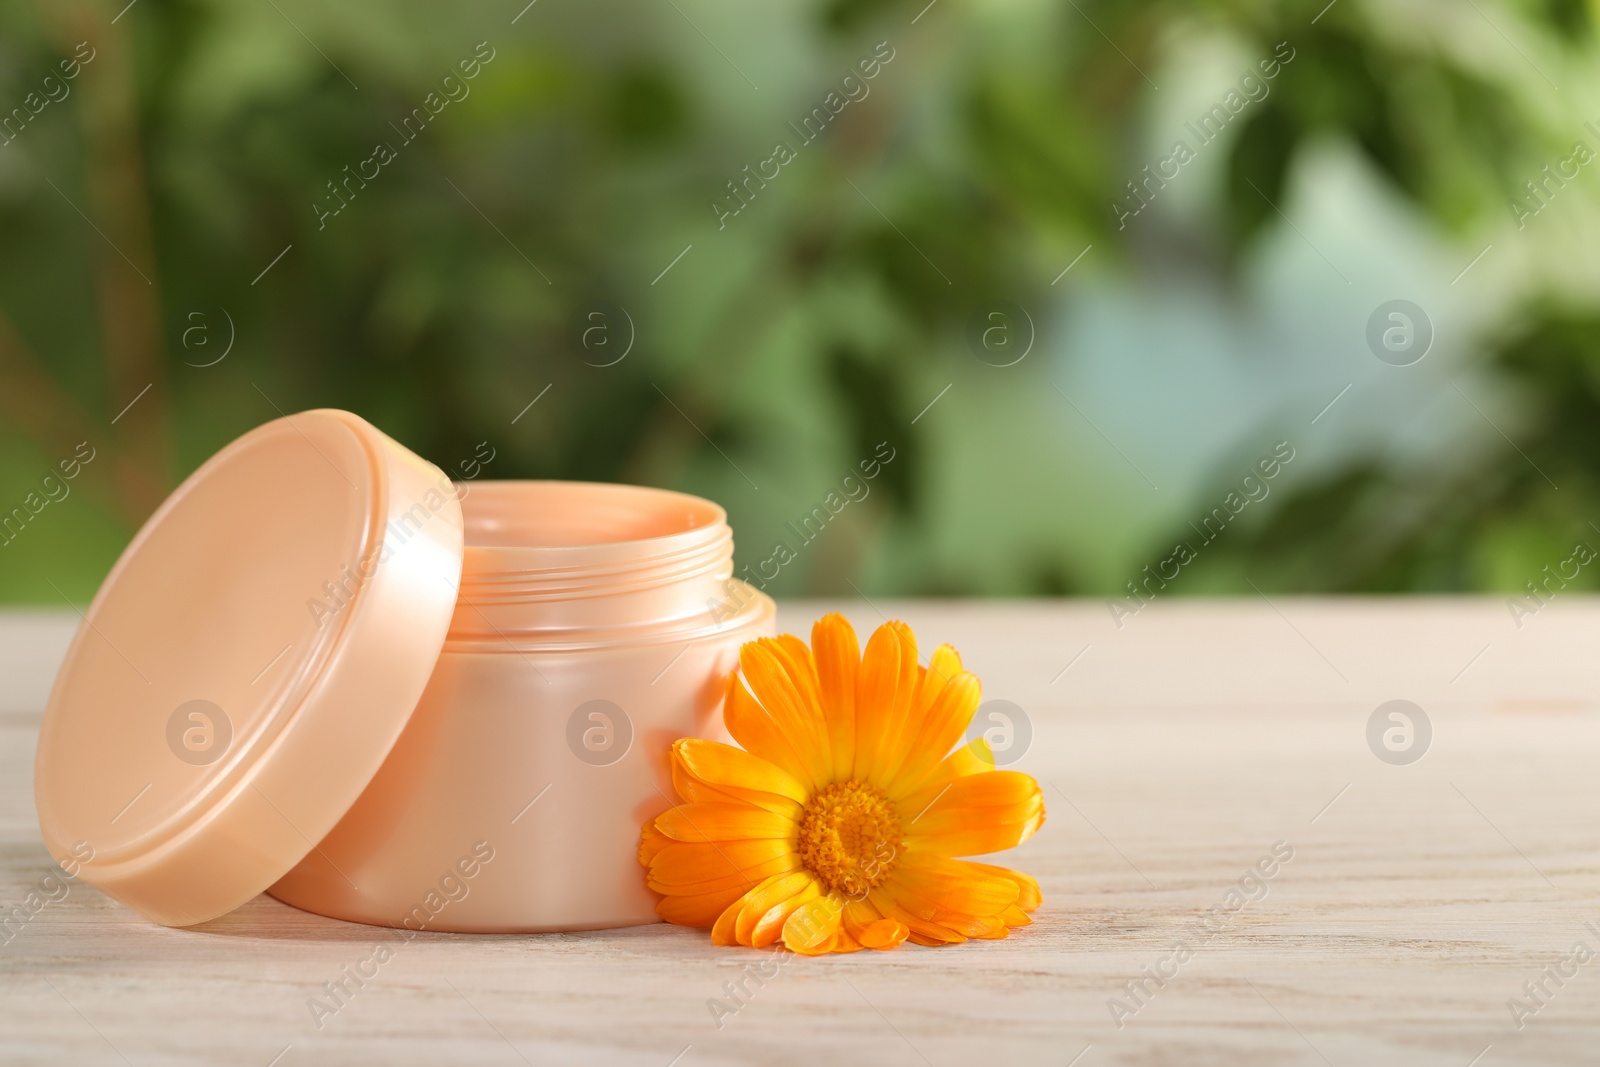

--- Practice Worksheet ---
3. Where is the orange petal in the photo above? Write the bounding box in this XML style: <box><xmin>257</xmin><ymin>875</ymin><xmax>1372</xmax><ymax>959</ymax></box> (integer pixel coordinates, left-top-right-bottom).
<box><xmin>748</xmin><ymin>878</ymin><xmax>823</xmax><ymax>948</ymax></box>
<box><xmin>673</xmin><ymin>737</ymin><xmax>808</xmax><ymax>800</ymax></box>
<box><xmin>770</xmin><ymin>634</ymin><xmax>824</xmax><ymax>709</ymax></box>
<box><xmin>658</xmin><ymin>889</ymin><xmax>745</xmax><ymax>928</ymax></box>
<box><xmin>857</xmin><ymin>919</ymin><xmax>908</xmax><ymax>949</ymax></box>
<box><xmin>647</xmin><ymin>838</ymin><xmax>797</xmax><ymax>888</ymax></box>
<box><xmin>853</xmin><ymin>621</ymin><xmax>919</xmax><ymax>788</ymax></box>
<box><xmin>781</xmin><ymin>894</ymin><xmax>844</xmax><ymax>954</ymax></box>
<box><xmin>902</xmin><ymin>771</ymin><xmax>1044</xmax><ymax>857</ymax></box>
<box><xmin>831</xmin><ymin>926</ymin><xmax>865</xmax><ymax>953</ymax></box>
<box><xmin>639</xmin><ymin>820</ymin><xmax>672</xmax><ymax>866</ymax></box>
<box><xmin>907</xmin><ymin>769</ymin><xmax>1040</xmax><ymax>822</ymax></box>
<box><xmin>893</xmin><ymin>853</ymin><xmax>1022</xmax><ymax>917</ymax></box>
<box><xmin>740</xmin><ymin>639</ymin><xmax>831</xmax><ymax>786</ymax></box>
<box><xmin>869</xmin><ymin>883</ymin><xmax>967</xmax><ymax>944</ymax></box>
<box><xmin>906</xmin><ymin>932</ymin><xmax>954</xmax><ymax>947</ymax></box>
<box><xmin>875</xmin><ymin>867</ymin><xmax>1012</xmax><ymax>940</ymax></box>
<box><xmin>648</xmin><ymin>858</ymin><xmax>798</xmax><ymax>898</ymax></box>
<box><xmin>654</xmin><ymin>802</ymin><xmax>797</xmax><ymax>843</ymax></box>
<box><xmin>892</xmin><ymin>739</ymin><xmax>994</xmax><ymax>812</ymax></box>
<box><xmin>887</xmin><ymin>670</ymin><xmax>982</xmax><ymax>797</ymax></box>
<box><xmin>669</xmin><ymin>767</ymin><xmax>803</xmax><ymax>822</ymax></box>
<box><xmin>812</xmin><ymin>613</ymin><xmax>860</xmax><ymax>783</ymax></box>
<box><xmin>670</xmin><ymin>738</ymin><xmax>805</xmax><ymax>819</ymax></box>
<box><xmin>919</xmin><ymin>644</ymin><xmax>964</xmax><ymax>702</ymax></box>
<box><xmin>842</xmin><ymin>897</ymin><xmax>908</xmax><ymax>951</ymax></box>
<box><xmin>711</xmin><ymin>894</ymin><xmax>744</xmax><ymax>945</ymax></box>
<box><xmin>724</xmin><ymin>672</ymin><xmax>820</xmax><ymax>790</ymax></box>
<box><xmin>965</xmin><ymin>862</ymin><xmax>1043</xmax><ymax>912</ymax></box>
<box><xmin>735</xmin><ymin>870</ymin><xmax>818</xmax><ymax>946</ymax></box>
<box><xmin>877</xmin><ymin>643</ymin><xmax>963</xmax><ymax>786</ymax></box>
<box><xmin>962</xmin><ymin>915</ymin><xmax>1012</xmax><ymax>939</ymax></box>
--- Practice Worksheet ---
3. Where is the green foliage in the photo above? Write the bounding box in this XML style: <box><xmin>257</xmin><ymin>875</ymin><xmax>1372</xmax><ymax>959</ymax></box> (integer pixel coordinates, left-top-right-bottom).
<box><xmin>1214</xmin><ymin>307</ymin><xmax>1600</xmax><ymax>593</ymax></box>
<box><xmin>0</xmin><ymin>0</ymin><xmax>1597</xmax><ymax>602</ymax></box>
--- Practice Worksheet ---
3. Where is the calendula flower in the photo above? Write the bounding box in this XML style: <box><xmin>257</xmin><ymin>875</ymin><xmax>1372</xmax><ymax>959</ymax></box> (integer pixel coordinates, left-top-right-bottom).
<box><xmin>639</xmin><ymin>614</ymin><xmax>1044</xmax><ymax>954</ymax></box>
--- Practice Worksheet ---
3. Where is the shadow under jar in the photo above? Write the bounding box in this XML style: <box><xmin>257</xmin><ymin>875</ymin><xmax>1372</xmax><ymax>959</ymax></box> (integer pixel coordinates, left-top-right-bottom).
<box><xmin>268</xmin><ymin>481</ymin><xmax>774</xmax><ymax>932</ymax></box>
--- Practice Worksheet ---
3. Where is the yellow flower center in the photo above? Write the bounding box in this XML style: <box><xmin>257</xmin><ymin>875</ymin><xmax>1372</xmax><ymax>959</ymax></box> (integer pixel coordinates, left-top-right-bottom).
<box><xmin>797</xmin><ymin>780</ymin><xmax>902</xmax><ymax>897</ymax></box>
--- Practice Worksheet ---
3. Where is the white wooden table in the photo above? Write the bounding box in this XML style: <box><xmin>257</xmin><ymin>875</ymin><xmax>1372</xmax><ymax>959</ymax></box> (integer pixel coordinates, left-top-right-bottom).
<box><xmin>4</xmin><ymin>599</ymin><xmax>1599</xmax><ymax>1066</ymax></box>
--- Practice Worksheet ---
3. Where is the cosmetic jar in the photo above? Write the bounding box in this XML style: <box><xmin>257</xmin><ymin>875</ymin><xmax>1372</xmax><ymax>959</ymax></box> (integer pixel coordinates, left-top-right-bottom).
<box><xmin>32</xmin><ymin>410</ymin><xmax>772</xmax><ymax>930</ymax></box>
<box><xmin>268</xmin><ymin>480</ymin><xmax>773</xmax><ymax>932</ymax></box>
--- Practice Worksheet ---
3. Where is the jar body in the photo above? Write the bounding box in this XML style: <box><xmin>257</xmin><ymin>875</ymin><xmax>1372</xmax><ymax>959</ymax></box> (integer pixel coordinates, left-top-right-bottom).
<box><xmin>266</xmin><ymin>481</ymin><xmax>774</xmax><ymax>932</ymax></box>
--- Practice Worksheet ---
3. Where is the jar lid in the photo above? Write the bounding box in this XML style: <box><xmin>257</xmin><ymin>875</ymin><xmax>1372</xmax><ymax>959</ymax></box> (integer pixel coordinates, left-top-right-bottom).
<box><xmin>33</xmin><ymin>409</ymin><xmax>465</xmax><ymax>926</ymax></box>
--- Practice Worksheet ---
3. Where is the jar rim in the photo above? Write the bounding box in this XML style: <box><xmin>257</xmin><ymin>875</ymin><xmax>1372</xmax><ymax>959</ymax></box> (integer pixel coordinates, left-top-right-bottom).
<box><xmin>456</xmin><ymin>480</ymin><xmax>727</xmax><ymax>558</ymax></box>
<box><xmin>449</xmin><ymin>482</ymin><xmax>737</xmax><ymax>635</ymax></box>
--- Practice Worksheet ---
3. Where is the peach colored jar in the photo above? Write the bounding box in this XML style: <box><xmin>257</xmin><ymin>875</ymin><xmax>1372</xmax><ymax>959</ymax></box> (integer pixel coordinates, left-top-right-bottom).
<box><xmin>267</xmin><ymin>481</ymin><xmax>773</xmax><ymax>932</ymax></box>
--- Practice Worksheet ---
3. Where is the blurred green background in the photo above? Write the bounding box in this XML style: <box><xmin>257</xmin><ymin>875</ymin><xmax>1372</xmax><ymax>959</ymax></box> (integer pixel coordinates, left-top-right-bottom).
<box><xmin>3</xmin><ymin>0</ymin><xmax>1600</xmax><ymax>605</ymax></box>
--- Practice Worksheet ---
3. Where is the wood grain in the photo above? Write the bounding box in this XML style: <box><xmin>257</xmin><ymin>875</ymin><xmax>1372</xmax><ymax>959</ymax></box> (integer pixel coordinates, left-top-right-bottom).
<box><xmin>3</xmin><ymin>598</ymin><xmax>1599</xmax><ymax>1066</ymax></box>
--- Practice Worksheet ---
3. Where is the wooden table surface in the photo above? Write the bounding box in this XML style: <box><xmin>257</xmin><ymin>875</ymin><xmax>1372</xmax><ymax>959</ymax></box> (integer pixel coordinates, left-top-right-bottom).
<box><xmin>4</xmin><ymin>598</ymin><xmax>1600</xmax><ymax>1066</ymax></box>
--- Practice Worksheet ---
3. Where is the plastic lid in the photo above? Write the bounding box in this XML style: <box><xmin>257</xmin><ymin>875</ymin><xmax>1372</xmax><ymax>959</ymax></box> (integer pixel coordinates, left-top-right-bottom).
<box><xmin>34</xmin><ymin>409</ymin><xmax>464</xmax><ymax>926</ymax></box>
